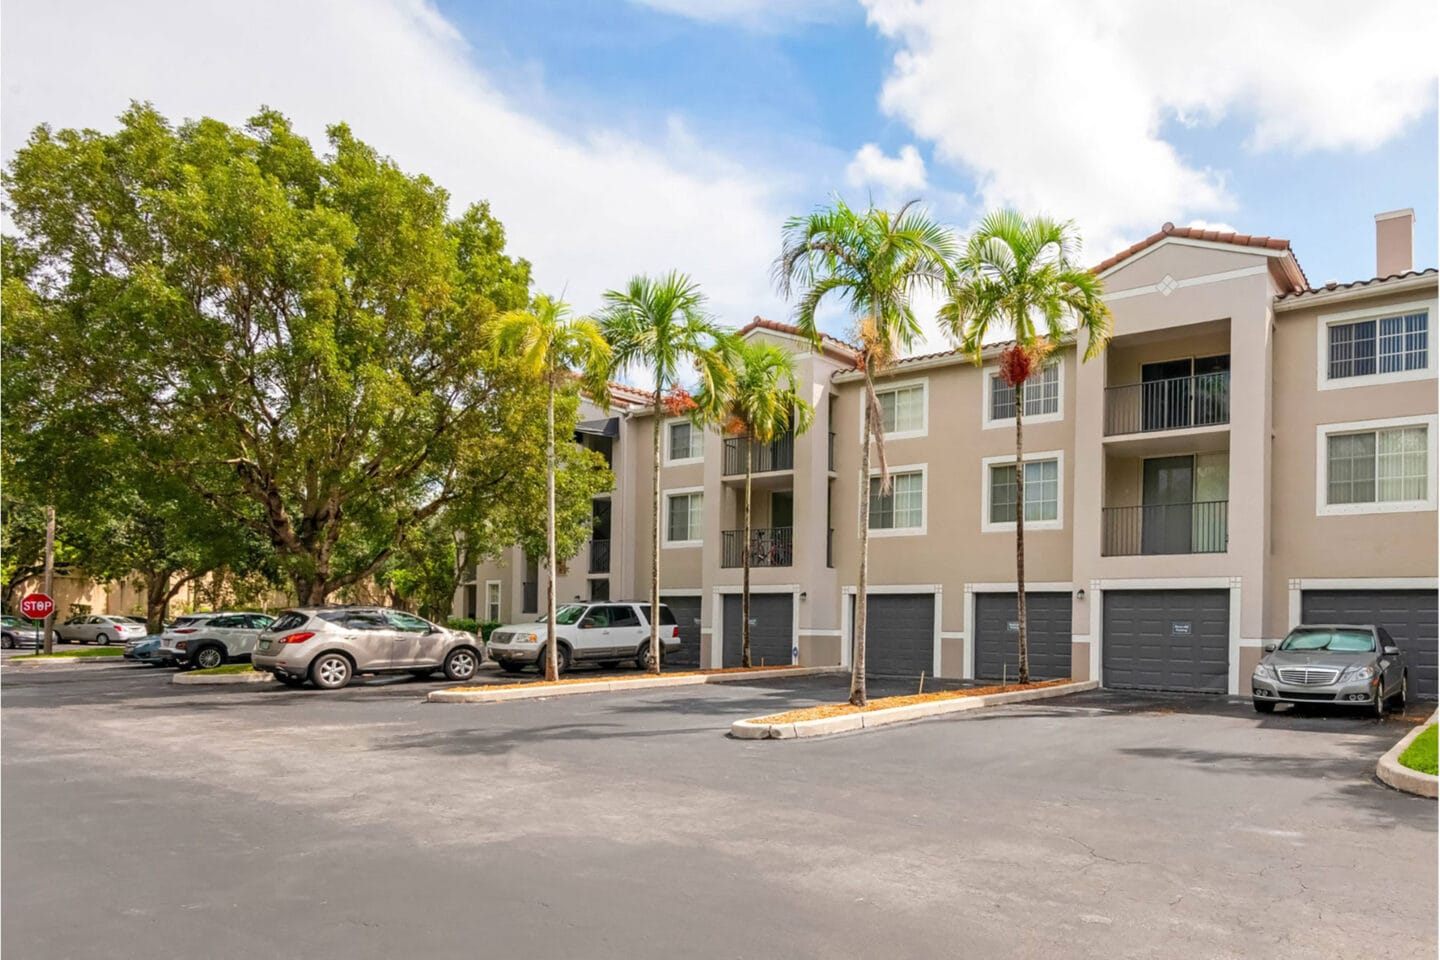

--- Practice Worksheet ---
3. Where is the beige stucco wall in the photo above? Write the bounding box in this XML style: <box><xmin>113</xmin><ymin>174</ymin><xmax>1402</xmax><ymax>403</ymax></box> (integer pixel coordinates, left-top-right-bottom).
<box><xmin>799</xmin><ymin>633</ymin><xmax>842</xmax><ymax>666</ymax></box>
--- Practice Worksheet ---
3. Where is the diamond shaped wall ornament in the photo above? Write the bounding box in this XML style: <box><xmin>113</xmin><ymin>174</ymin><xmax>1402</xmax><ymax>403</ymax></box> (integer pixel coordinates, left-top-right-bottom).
<box><xmin>1157</xmin><ymin>274</ymin><xmax>1178</xmax><ymax>296</ymax></box>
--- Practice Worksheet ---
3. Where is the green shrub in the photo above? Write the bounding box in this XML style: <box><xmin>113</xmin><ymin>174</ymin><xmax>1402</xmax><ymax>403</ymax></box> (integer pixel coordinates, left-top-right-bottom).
<box><xmin>1399</xmin><ymin>723</ymin><xmax>1437</xmax><ymax>776</ymax></box>
<box><xmin>478</xmin><ymin>620</ymin><xmax>502</xmax><ymax>641</ymax></box>
<box><xmin>447</xmin><ymin>617</ymin><xmax>479</xmax><ymax>634</ymax></box>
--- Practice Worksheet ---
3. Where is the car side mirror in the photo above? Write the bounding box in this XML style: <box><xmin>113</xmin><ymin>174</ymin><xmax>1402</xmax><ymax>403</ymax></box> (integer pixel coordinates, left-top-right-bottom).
<box><xmin>1384</xmin><ymin>645</ymin><xmax>1401</xmax><ymax>657</ymax></box>
<box><xmin>1263</xmin><ymin>643</ymin><xmax>1277</xmax><ymax>653</ymax></box>
<box><xmin>579</xmin><ymin>618</ymin><xmax>596</xmax><ymax>629</ymax></box>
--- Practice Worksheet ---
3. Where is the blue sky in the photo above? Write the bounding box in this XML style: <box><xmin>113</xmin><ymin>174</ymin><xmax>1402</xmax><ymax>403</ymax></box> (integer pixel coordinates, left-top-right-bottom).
<box><xmin>3</xmin><ymin>0</ymin><xmax>1437</xmax><ymax>349</ymax></box>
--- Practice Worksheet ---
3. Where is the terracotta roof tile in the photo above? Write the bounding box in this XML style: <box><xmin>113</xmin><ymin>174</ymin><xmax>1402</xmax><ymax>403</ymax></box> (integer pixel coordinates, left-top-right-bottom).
<box><xmin>738</xmin><ymin>316</ymin><xmax>860</xmax><ymax>355</ymax></box>
<box><xmin>1276</xmin><ymin>267</ymin><xmax>1437</xmax><ymax>302</ymax></box>
<box><xmin>1091</xmin><ymin>221</ymin><xmax>1309</xmax><ymax>292</ymax></box>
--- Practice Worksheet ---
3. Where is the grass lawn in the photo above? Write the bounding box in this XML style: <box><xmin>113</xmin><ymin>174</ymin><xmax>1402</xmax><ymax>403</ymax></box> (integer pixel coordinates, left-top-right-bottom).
<box><xmin>13</xmin><ymin>647</ymin><xmax>125</xmax><ymax>659</ymax></box>
<box><xmin>188</xmin><ymin>663</ymin><xmax>260</xmax><ymax>676</ymax></box>
<box><xmin>1398</xmin><ymin>723</ymin><xmax>1438</xmax><ymax>776</ymax></box>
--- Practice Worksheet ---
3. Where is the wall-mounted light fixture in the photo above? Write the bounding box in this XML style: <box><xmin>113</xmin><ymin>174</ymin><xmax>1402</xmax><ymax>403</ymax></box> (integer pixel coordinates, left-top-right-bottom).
<box><xmin>1076</xmin><ymin>588</ymin><xmax>1086</xmax><ymax>601</ymax></box>
<box><xmin>800</xmin><ymin>591</ymin><xmax>808</xmax><ymax>602</ymax></box>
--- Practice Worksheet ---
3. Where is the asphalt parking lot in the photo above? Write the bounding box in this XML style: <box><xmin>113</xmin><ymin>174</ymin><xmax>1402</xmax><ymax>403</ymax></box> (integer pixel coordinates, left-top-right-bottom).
<box><xmin>3</xmin><ymin>664</ymin><xmax>1435</xmax><ymax>960</ymax></box>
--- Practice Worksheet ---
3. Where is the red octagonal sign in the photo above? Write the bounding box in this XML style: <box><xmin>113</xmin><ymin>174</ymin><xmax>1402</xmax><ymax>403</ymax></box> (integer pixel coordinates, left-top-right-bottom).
<box><xmin>20</xmin><ymin>593</ymin><xmax>55</xmax><ymax>620</ymax></box>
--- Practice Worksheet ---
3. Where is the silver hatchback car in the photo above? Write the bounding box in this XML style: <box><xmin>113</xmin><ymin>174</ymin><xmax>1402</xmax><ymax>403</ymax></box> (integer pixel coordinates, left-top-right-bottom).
<box><xmin>251</xmin><ymin>606</ymin><xmax>483</xmax><ymax>690</ymax></box>
<box><xmin>1250</xmin><ymin>624</ymin><xmax>1408</xmax><ymax>716</ymax></box>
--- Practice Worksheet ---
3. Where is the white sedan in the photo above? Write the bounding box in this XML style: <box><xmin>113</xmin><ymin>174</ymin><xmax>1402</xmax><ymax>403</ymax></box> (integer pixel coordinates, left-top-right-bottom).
<box><xmin>52</xmin><ymin>615</ymin><xmax>149</xmax><ymax>645</ymax></box>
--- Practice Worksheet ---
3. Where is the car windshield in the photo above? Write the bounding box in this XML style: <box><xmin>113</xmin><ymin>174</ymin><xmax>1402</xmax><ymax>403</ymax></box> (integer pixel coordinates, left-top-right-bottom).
<box><xmin>1</xmin><ymin>616</ymin><xmax>17</xmax><ymax>626</ymax></box>
<box><xmin>546</xmin><ymin>604</ymin><xmax>589</xmax><ymax>625</ymax></box>
<box><xmin>1280</xmin><ymin>628</ymin><xmax>1375</xmax><ymax>653</ymax></box>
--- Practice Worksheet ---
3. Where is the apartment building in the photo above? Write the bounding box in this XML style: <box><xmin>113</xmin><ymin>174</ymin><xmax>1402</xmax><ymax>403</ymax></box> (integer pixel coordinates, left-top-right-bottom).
<box><xmin>458</xmin><ymin>210</ymin><xmax>1438</xmax><ymax>699</ymax></box>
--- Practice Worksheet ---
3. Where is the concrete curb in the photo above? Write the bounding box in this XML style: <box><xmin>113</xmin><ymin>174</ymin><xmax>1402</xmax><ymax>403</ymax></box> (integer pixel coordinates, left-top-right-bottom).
<box><xmin>730</xmin><ymin>679</ymin><xmax>1100</xmax><ymax>740</ymax></box>
<box><xmin>5</xmin><ymin>655</ymin><xmax>128</xmax><ymax>667</ymax></box>
<box><xmin>1376</xmin><ymin>709</ymin><xmax>1439</xmax><ymax>799</ymax></box>
<box><xmin>173</xmin><ymin>670</ymin><xmax>276</xmax><ymax>686</ymax></box>
<box><xmin>428</xmin><ymin>665</ymin><xmax>847</xmax><ymax>703</ymax></box>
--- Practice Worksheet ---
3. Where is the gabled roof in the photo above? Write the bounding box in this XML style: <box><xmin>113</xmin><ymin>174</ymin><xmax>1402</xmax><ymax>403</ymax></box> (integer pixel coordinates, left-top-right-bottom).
<box><xmin>1092</xmin><ymin>221</ymin><xmax>1309</xmax><ymax>293</ymax></box>
<box><xmin>605</xmin><ymin>381</ymin><xmax>653</xmax><ymax>408</ymax></box>
<box><xmin>738</xmin><ymin>316</ymin><xmax>860</xmax><ymax>362</ymax></box>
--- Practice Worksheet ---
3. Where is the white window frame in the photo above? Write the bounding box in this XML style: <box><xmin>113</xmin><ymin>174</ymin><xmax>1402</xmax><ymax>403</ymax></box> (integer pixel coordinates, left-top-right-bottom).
<box><xmin>863</xmin><ymin>463</ymin><xmax>927</xmax><ymax>537</ymax></box>
<box><xmin>663</xmin><ymin>418</ymin><xmax>704</xmax><ymax>466</ymax></box>
<box><xmin>860</xmin><ymin>378</ymin><xmax>928</xmax><ymax>441</ymax></box>
<box><xmin>663</xmin><ymin>486</ymin><xmax>705</xmax><ymax>548</ymax></box>
<box><xmin>980</xmin><ymin>450</ymin><xmax>1066</xmax><ymax>533</ymax></box>
<box><xmin>1315</xmin><ymin>298</ymin><xmax>1437</xmax><ymax>391</ymax></box>
<box><xmin>982</xmin><ymin>360</ymin><xmax>1064</xmax><ymax>430</ymax></box>
<box><xmin>484</xmin><ymin>580</ymin><xmax>502</xmax><ymax>622</ymax></box>
<box><xmin>1314</xmin><ymin>415</ymin><xmax>1438</xmax><ymax>516</ymax></box>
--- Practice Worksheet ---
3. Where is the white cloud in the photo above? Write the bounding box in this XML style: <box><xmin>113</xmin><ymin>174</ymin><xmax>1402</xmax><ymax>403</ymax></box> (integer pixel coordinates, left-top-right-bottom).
<box><xmin>628</xmin><ymin>0</ymin><xmax>841</xmax><ymax>29</ymax></box>
<box><xmin>846</xmin><ymin>143</ymin><xmax>927</xmax><ymax>195</ymax></box>
<box><xmin>0</xmin><ymin>0</ymin><xmax>794</xmax><ymax>327</ymax></box>
<box><xmin>1185</xmin><ymin>219</ymin><xmax>1238</xmax><ymax>235</ymax></box>
<box><xmin>862</xmin><ymin>0</ymin><xmax>1439</xmax><ymax>258</ymax></box>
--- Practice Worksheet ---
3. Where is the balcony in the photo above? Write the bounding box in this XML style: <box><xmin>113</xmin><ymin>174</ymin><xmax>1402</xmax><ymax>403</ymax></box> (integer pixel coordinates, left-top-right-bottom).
<box><xmin>720</xmin><ymin>527</ymin><xmax>793</xmax><ymax>568</ymax></box>
<box><xmin>722</xmin><ymin>433</ymin><xmax>794</xmax><ymax>476</ymax></box>
<box><xmin>1104</xmin><ymin>371</ymin><xmax>1230</xmax><ymax>437</ymax></box>
<box><xmin>1101</xmin><ymin>501</ymin><xmax>1229</xmax><ymax>557</ymax></box>
<box><xmin>589</xmin><ymin>539</ymin><xmax>610</xmax><ymax>574</ymax></box>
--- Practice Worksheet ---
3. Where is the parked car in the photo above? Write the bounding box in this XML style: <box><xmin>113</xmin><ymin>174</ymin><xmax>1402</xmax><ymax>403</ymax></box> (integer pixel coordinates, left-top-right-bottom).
<box><xmin>159</xmin><ymin>612</ymin><xmax>276</xmax><ymax>669</ymax></box>
<box><xmin>52</xmin><ymin>614</ymin><xmax>149</xmax><ymax>645</ymax></box>
<box><xmin>123</xmin><ymin>635</ymin><xmax>176</xmax><ymax>666</ymax></box>
<box><xmin>251</xmin><ymin>606</ymin><xmax>483</xmax><ymax>690</ymax></box>
<box><xmin>487</xmin><ymin>601</ymin><xmax>681</xmax><ymax>675</ymax></box>
<box><xmin>1</xmin><ymin>614</ymin><xmax>43</xmax><ymax>649</ymax></box>
<box><xmin>1251</xmin><ymin>624</ymin><xmax>1408</xmax><ymax>716</ymax></box>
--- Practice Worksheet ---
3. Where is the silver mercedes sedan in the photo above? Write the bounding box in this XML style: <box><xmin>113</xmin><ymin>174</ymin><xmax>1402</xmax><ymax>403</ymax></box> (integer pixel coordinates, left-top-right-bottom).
<box><xmin>1250</xmin><ymin>624</ymin><xmax>1408</xmax><ymax>716</ymax></box>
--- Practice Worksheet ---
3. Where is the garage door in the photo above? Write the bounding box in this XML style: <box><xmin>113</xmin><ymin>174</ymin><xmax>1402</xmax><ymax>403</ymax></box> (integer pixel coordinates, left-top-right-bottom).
<box><xmin>723</xmin><ymin>594</ymin><xmax>793</xmax><ymax>667</ymax></box>
<box><xmin>1301</xmin><ymin>590</ymin><xmax>1437</xmax><ymax>700</ymax></box>
<box><xmin>661</xmin><ymin>595</ymin><xmax>702</xmax><ymax>666</ymax></box>
<box><xmin>974</xmin><ymin>593</ymin><xmax>1073</xmax><ymax>681</ymax></box>
<box><xmin>849</xmin><ymin>593</ymin><xmax>935</xmax><ymax>678</ymax></box>
<box><xmin>1103</xmin><ymin>590</ymin><xmax>1229</xmax><ymax>693</ymax></box>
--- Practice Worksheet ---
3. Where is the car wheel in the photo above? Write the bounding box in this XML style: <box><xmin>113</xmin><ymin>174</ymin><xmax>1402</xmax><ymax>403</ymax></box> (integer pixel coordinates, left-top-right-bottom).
<box><xmin>635</xmin><ymin>641</ymin><xmax>661</xmax><ymax>671</ymax></box>
<box><xmin>96</xmin><ymin>634</ymin><xmax>108</xmax><ymax>646</ymax></box>
<box><xmin>2</xmin><ymin>634</ymin><xmax>13</xmax><ymax>649</ymax></box>
<box><xmin>1372</xmin><ymin>684</ymin><xmax>1386</xmax><ymax>719</ymax></box>
<box><xmin>193</xmin><ymin>646</ymin><xmax>225</xmax><ymax>670</ymax></box>
<box><xmin>538</xmin><ymin>644</ymin><xmax>570</xmax><ymax>676</ymax></box>
<box><xmin>310</xmin><ymin>653</ymin><xmax>353</xmax><ymax>690</ymax></box>
<box><xmin>1253</xmin><ymin>699</ymin><xmax>1275</xmax><ymax>714</ymax></box>
<box><xmin>442</xmin><ymin>648</ymin><xmax>479</xmax><ymax>682</ymax></box>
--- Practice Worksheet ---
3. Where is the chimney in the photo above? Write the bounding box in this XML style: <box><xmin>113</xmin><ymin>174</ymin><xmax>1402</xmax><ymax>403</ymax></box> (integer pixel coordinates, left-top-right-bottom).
<box><xmin>1375</xmin><ymin>208</ymin><xmax>1414</xmax><ymax>278</ymax></box>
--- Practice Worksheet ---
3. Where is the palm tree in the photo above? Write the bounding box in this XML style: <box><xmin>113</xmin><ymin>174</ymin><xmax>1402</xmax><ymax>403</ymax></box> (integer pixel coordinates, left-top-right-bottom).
<box><xmin>490</xmin><ymin>295</ymin><xmax>611</xmax><ymax>681</ymax></box>
<box><xmin>693</xmin><ymin>339</ymin><xmax>814</xmax><ymax>667</ymax></box>
<box><xmin>599</xmin><ymin>272</ymin><xmax>734</xmax><ymax>674</ymax></box>
<box><xmin>938</xmin><ymin>210</ymin><xmax>1111</xmax><ymax>683</ymax></box>
<box><xmin>773</xmin><ymin>198</ymin><xmax>954</xmax><ymax>706</ymax></box>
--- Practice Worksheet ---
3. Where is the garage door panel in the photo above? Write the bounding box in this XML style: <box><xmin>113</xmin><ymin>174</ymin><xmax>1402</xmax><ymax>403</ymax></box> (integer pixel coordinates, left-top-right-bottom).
<box><xmin>847</xmin><ymin>594</ymin><xmax>935</xmax><ymax>678</ymax></box>
<box><xmin>661</xmin><ymin>595</ymin><xmax>702</xmax><ymax>666</ymax></box>
<box><xmin>723</xmin><ymin>594</ymin><xmax>793</xmax><ymax>667</ymax></box>
<box><xmin>1301</xmin><ymin>590</ymin><xmax>1437</xmax><ymax>700</ymax></box>
<box><xmin>974</xmin><ymin>593</ymin><xmax>1072</xmax><ymax>681</ymax></box>
<box><xmin>1103</xmin><ymin>590</ymin><xmax>1229</xmax><ymax>693</ymax></box>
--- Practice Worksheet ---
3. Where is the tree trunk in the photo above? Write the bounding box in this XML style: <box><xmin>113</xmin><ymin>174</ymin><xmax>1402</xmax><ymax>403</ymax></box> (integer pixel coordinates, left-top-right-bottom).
<box><xmin>42</xmin><ymin>504</ymin><xmax>55</xmax><ymax>655</ymax></box>
<box><xmin>1014</xmin><ymin>378</ymin><xmax>1030</xmax><ymax>684</ymax></box>
<box><xmin>145</xmin><ymin>571</ymin><xmax>172</xmax><ymax>634</ymax></box>
<box><xmin>649</xmin><ymin>385</ymin><xmax>663</xmax><ymax>674</ymax></box>
<box><xmin>742</xmin><ymin>439</ymin><xmax>752</xmax><ymax>668</ymax></box>
<box><xmin>545</xmin><ymin>371</ymin><xmax>559</xmax><ymax>682</ymax></box>
<box><xmin>851</xmin><ymin>378</ymin><xmax>873</xmax><ymax>707</ymax></box>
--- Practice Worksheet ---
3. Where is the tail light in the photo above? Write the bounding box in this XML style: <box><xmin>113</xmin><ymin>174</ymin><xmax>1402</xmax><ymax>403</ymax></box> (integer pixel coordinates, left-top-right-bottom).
<box><xmin>280</xmin><ymin>632</ymin><xmax>315</xmax><ymax>644</ymax></box>
<box><xmin>672</xmin><ymin>626</ymin><xmax>680</xmax><ymax>638</ymax></box>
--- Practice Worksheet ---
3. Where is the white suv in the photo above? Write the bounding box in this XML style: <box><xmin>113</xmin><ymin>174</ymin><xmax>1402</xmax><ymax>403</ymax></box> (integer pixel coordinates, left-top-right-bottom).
<box><xmin>487</xmin><ymin>601</ymin><xmax>681</xmax><ymax>675</ymax></box>
<box><xmin>160</xmin><ymin>612</ymin><xmax>275</xmax><ymax>669</ymax></box>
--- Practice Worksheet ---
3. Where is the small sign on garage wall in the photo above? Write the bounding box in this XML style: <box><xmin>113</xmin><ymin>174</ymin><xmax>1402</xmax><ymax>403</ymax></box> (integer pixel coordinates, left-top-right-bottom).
<box><xmin>1170</xmin><ymin>621</ymin><xmax>1193</xmax><ymax>637</ymax></box>
<box><xmin>1007</xmin><ymin>621</ymin><xmax>1020</xmax><ymax>632</ymax></box>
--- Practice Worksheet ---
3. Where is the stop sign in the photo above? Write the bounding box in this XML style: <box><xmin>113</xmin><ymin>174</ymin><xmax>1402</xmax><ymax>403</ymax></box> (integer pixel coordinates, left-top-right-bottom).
<box><xmin>20</xmin><ymin>593</ymin><xmax>54</xmax><ymax>620</ymax></box>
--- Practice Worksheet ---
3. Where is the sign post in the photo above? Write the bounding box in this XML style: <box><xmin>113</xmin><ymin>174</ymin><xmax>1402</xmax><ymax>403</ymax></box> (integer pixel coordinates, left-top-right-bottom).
<box><xmin>41</xmin><ymin>504</ymin><xmax>56</xmax><ymax>654</ymax></box>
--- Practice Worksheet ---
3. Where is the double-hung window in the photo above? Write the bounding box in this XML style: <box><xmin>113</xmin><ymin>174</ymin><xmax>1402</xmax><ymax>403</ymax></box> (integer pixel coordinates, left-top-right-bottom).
<box><xmin>1325</xmin><ymin>424</ymin><xmax>1429</xmax><ymax>508</ymax></box>
<box><xmin>485</xmin><ymin>582</ymin><xmax>501</xmax><ymax>622</ymax></box>
<box><xmin>984</xmin><ymin>456</ymin><xmax>1062</xmax><ymax>530</ymax></box>
<box><xmin>665</xmin><ymin>491</ymin><xmax>704</xmax><ymax>545</ymax></box>
<box><xmin>875</xmin><ymin>382</ymin><xmax>926</xmax><ymax>437</ymax></box>
<box><xmin>989</xmin><ymin>363</ymin><xmax>1060</xmax><ymax>422</ymax></box>
<box><xmin>667</xmin><ymin>421</ymin><xmax>703</xmax><ymax>463</ymax></box>
<box><xmin>1326</xmin><ymin>310</ymin><xmax>1429</xmax><ymax>382</ymax></box>
<box><xmin>868</xmin><ymin>469</ymin><xmax>925</xmax><ymax>533</ymax></box>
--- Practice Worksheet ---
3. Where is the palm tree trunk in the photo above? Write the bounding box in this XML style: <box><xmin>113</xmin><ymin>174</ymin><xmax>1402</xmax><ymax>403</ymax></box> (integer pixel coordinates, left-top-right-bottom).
<box><xmin>851</xmin><ymin>379</ymin><xmax>873</xmax><ymax>707</ymax></box>
<box><xmin>1015</xmin><ymin>378</ymin><xmax>1030</xmax><ymax>684</ymax></box>
<box><xmin>545</xmin><ymin>371</ymin><xmax>559</xmax><ymax>682</ymax></box>
<box><xmin>649</xmin><ymin>385</ymin><xmax>663</xmax><ymax>674</ymax></box>
<box><xmin>742</xmin><ymin>439</ymin><xmax>752</xmax><ymax>668</ymax></box>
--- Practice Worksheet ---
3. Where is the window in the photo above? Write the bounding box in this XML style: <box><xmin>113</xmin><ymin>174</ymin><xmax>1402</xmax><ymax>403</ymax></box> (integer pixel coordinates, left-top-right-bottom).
<box><xmin>485</xmin><ymin>581</ymin><xmax>501</xmax><ymax>622</ymax></box>
<box><xmin>1327</xmin><ymin>426</ymin><xmax>1427</xmax><ymax>505</ymax></box>
<box><xmin>605</xmin><ymin>605</ymin><xmax>640</xmax><ymax>628</ymax></box>
<box><xmin>875</xmin><ymin>382</ymin><xmax>926</xmax><ymax>437</ymax></box>
<box><xmin>665</xmin><ymin>490</ymin><xmax>704</xmax><ymax>546</ymax></box>
<box><xmin>990</xmin><ymin>363</ymin><xmax>1060</xmax><ymax>422</ymax></box>
<box><xmin>1329</xmin><ymin>313</ymin><xmax>1427</xmax><ymax>380</ymax></box>
<box><xmin>386</xmin><ymin>611</ymin><xmax>433</xmax><ymax>634</ymax></box>
<box><xmin>868</xmin><ymin>469</ymin><xmax>925</xmax><ymax>532</ymax></box>
<box><xmin>667</xmin><ymin>420</ymin><xmax>703</xmax><ymax>463</ymax></box>
<box><xmin>989</xmin><ymin>459</ymin><xmax>1060</xmax><ymax>524</ymax></box>
<box><xmin>588</xmin><ymin>579</ymin><xmax>610</xmax><ymax>602</ymax></box>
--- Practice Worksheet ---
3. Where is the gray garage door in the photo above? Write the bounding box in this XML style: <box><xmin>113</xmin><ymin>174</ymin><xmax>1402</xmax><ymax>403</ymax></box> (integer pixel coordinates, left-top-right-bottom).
<box><xmin>723</xmin><ymin>594</ymin><xmax>793</xmax><ymax>667</ymax></box>
<box><xmin>661</xmin><ymin>595</ymin><xmax>702</xmax><ymax>666</ymax></box>
<box><xmin>849</xmin><ymin>593</ymin><xmax>935</xmax><ymax>678</ymax></box>
<box><xmin>974</xmin><ymin>593</ymin><xmax>1073</xmax><ymax>681</ymax></box>
<box><xmin>1103</xmin><ymin>590</ymin><xmax>1229</xmax><ymax>693</ymax></box>
<box><xmin>1301</xmin><ymin>590</ymin><xmax>1437</xmax><ymax>700</ymax></box>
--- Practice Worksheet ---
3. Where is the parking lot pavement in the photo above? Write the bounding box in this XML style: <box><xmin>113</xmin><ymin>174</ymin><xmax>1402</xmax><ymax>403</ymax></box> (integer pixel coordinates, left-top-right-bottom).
<box><xmin>3</xmin><ymin>669</ymin><xmax>1434</xmax><ymax>960</ymax></box>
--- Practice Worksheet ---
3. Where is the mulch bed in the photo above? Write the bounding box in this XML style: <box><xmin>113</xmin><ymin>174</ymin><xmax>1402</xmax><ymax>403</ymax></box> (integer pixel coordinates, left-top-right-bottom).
<box><xmin>756</xmin><ymin>679</ymin><xmax>1071</xmax><ymax>724</ymax></box>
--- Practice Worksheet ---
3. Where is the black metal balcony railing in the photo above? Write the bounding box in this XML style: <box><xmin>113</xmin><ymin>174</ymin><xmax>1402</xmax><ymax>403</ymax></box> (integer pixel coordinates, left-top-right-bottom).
<box><xmin>828</xmin><ymin>432</ymin><xmax>836</xmax><ymax>471</ymax></box>
<box><xmin>522</xmin><ymin>581</ymin><xmax>538</xmax><ymax>612</ymax></box>
<box><xmin>1101</xmin><ymin>501</ymin><xmax>1229</xmax><ymax>556</ymax></box>
<box><xmin>720</xmin><ymin>527</ymin><xmax>794</xmax><ymax>568</ymax></box>
<box><xmin>721</xmin><ymin>433</ymin><xmax>795</xmax><ymax>476</ymax></box>
<box><xmin>826</xmin><ymin>527</ymin><xmax>834</xmax><ymax>568</ymax></box>
<box><xmin>1103</xmin><ymin>371</ymin><xmax>1230</xmax><ymax>436</ymax></box>
<box><xmin>589</xmin><ymin>539</ymin><xmax>611</xmax><ymax>574</ymax></box>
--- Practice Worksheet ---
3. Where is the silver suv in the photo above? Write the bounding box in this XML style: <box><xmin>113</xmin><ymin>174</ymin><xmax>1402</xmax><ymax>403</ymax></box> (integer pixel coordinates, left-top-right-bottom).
<box><xmin>251</xmin><ymin>607</ymin><xmax>483</xmax><ymax>690</ymax></box>
<box><xmin>487</xmin><ymin>601</ymin><xmax>681</xmax><ymax>675</ymax></box>
<box><xmin>160</xmin><ymin>612</ymin><xmax>275</xmax><ymax>669</ymax></box>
